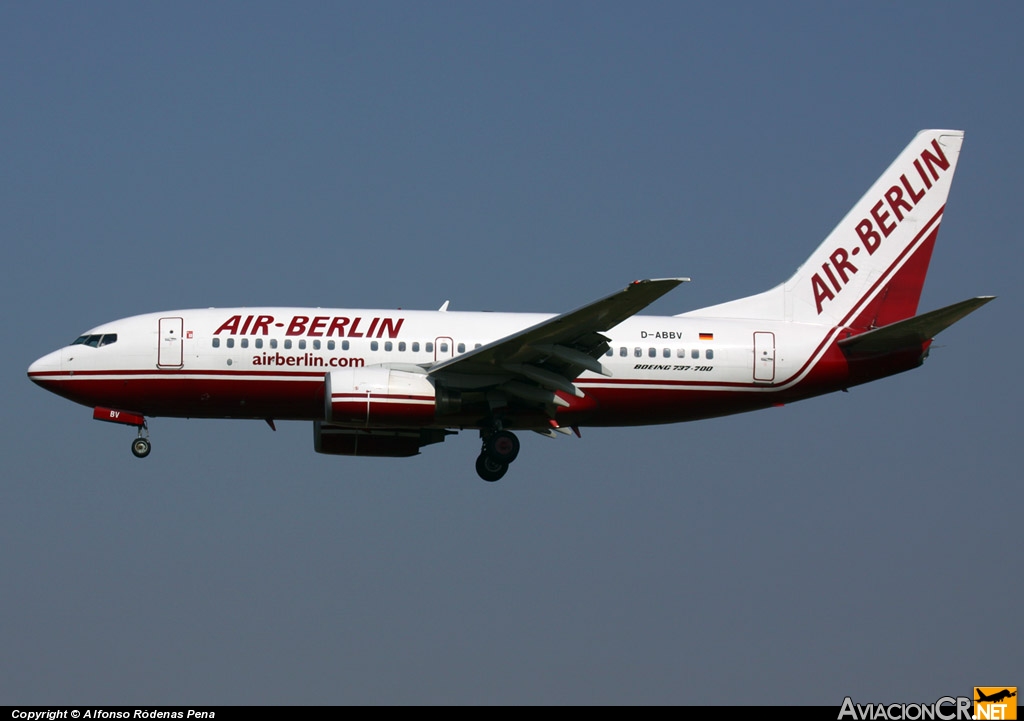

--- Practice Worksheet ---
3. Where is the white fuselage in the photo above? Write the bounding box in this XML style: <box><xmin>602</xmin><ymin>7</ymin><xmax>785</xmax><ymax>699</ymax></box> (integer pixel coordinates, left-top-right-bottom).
<box><xmin>27</xmin><ymin>305</ymin><xmax>886</xmax><ymax>429</ymax></box>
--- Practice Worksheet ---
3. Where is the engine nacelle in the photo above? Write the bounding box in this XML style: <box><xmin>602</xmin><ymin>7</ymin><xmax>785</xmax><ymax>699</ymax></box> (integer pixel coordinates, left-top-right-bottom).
<box><xmin>314</xmin><ymin>422</ymin><xmax>451</xmax><ymax>457</ymax></box>
<box><xmin>325</xmin><ymin>367</ymin><xmax>458</xmax><ymax>427</ymax></box>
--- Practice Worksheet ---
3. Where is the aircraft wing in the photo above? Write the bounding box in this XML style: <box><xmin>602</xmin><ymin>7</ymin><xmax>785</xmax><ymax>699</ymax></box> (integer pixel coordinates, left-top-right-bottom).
<box><xmin>427</xmin><ymin>278</ymin><xmax>689</xmax><ymax>408</ymax></box>
<box><xmin>838</xmin><ymin>296</ymin><xmax>995</xmax><ymax>355</ymax></box>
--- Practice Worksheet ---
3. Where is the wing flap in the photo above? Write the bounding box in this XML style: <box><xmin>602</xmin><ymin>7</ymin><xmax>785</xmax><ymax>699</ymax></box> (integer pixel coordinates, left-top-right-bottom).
<box><xmin>429</xmin><ymin>278</ymin><xmax>688</xmax><ymax>379</ymax></box>
<box><xmin>428</xmin><ymin>279</ymin><xmax>688</xmax><ymax>415</ymax></box>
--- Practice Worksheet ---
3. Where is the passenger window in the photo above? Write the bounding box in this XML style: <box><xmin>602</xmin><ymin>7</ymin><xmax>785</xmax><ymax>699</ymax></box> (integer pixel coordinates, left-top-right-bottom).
<box><xmin>648</xmin><ymin>348</ymin><xmax>656</xmax><ymax>358</ymax></box>
<box><xmin>440</xmin><ymin>342</ymin><xmax>448</xmax><ymax>353</ymax></box>
<box><xmin>457</xmin><ymin>343</ymin><xmax>465</xmax><ymax>353</ymax></box>
<box><xmin>240</xmin><ymin>338</ymin><xmax>249</xmax><ymax>348</ymax></box>
<box><xmin>426</xmin><ymin>342</ymin><xmax>434</xmax><ymax>353</ymax></box>
<box><xmin>284</xmin><ymin>339</ymin><xmax>292</xmax><ymax>350</ymax></box>
<box><xmin>634</xmin><ymin>347</ymin><xmax>642</xmax><ymax>357</ymax></box>
<box><xmin>399</xmin><ymin>342</ymin><xmax>406</xmax><ymax>352</ymax></box>
<box><xmin>605</xmin><ymin>349</ymin><xmax>613</xmax><ymax>357</ymax></box>
<box><xmin>270</xmin><ymin>339</ymin><xmax>278</xmax><ymax>349</ymax></box>
<box><xmin>677</xmin><ymin>348</ymin><xmax>686</xmax><ymax>358</ymax></box>
<box><xmin>663</xmin><ymin>348</ymin><xmax>671</xmax><ymax>358</ymax></box>
<box><xmin>691</xmin><ymin>349</ymin><xmax>699</xmax><ymax>359</ymax></box>
<box><xmin>385</xmin><ymin>341</ymin><xmax>393</xmax><ymax>352</ymax></box>
<box><xmin>371</xmin><ymin>341</ymin><xmax>379</xmax><ymax>351</ymax></box>
<box><xmin>255</xmin><ymin>338</ymin><xmax>263</xmax><ymax>349</ymax></box>
<box><xmin>706</xmin><ymin>349</ymin><xmax>714</xmax><ymax>360</ymax></box>
<box><xmin>328</xmin><ymin>340</ymin><xmax>335</xmax><ymax>350</ymax></box>
<box><xmin>342</xmin><ymin>340</ymin><xmax>349</xmax><ymax>351</ymax></box>
<box><xmin>412</xmin><ymin>342</ymin><xmax>420</xmax><ymax>352</ymax></box>
<box><xmin>298</xmin><ymin>339</ymin><xmax>306</xmax><ymax>350</ymax></box>
<box><xmin>313</xmin><ymin>340</ymin><xmax>321</xmax><ymax>350</ymax></box>
<box><xmin>619</xmin><ymin>347</ymin><xmax>627</xmax><ymax>357</ymax></box>
<box><xmin>227</xmin><ymin>338</ymin><xmax>235</xmax><ymax>348</ymax></box>
<box><xmin>212</xmin><ymin>338</ymin><xmax>220</xmax><ymax>348</ymax></box>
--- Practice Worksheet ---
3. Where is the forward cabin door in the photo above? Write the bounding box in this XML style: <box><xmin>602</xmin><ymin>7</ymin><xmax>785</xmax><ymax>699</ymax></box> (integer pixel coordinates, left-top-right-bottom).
<box><xmin>753</xmin><ymin>331</ymin><xmax>775</xmax><ymax>382</ymax></box>
<box><xmin>158</xmin><ymin>317</ymin><xmax>184</xmax><ymax>368</ymax></box>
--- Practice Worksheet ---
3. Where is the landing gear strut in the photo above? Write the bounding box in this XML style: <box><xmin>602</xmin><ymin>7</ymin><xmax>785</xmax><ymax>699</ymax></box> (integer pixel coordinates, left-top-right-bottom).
<box><xmin>476</xmin><ymin>428</ymin><xmax>521</xmax><ymax>482</ymax></box>
<box><xmin>92</xmin><ymin>407</ymin><xmax>151</xmax><ymax>459</ymax></box>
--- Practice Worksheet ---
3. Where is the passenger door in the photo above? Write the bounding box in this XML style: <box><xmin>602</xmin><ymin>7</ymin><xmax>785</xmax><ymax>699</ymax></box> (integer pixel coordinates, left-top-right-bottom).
<box><xmin>158</xmin><ymin>317</ymin><xmax>184</xmax><ymax>368</ymax></box>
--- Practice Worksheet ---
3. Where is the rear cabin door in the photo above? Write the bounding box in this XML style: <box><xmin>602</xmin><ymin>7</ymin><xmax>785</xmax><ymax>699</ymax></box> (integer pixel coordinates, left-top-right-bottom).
<box><xmin>158</xmin><ymin>317</ymin><xmax>184</xmax><ymax>368</ymax></box>
<box><xmin>753</xmin><ymin>331</ymin><xmax>775</xmax><ymax>382</ymax></box>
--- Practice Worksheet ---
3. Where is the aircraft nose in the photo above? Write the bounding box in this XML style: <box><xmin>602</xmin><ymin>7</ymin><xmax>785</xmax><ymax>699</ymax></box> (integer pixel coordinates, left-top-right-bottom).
<box><xmin>27</xmin><ymin>348</ymin><xmax>63</xmax><ymax>384</ymax></box>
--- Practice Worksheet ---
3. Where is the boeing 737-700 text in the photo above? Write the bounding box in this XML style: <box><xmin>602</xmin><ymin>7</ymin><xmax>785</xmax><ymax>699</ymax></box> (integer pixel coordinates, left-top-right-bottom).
<box><xmin>28</xmin><ymin>130</ymin><xmax>993</xmax><ymax>481</ymax></box>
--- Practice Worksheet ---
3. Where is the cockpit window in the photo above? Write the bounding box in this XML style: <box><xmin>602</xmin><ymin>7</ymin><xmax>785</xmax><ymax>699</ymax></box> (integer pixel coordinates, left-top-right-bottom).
<box><xmin>70</xmin><ymin>333</ymin><xmax>117</xmax><ymax>348</ymax></box>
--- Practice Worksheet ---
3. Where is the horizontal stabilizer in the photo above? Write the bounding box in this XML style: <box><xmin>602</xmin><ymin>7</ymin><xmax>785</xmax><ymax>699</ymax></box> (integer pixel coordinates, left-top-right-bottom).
<box><xmin>838</xmin><ymin>296</ymin><xmax>994</xmax><ymax>354</ymax></box>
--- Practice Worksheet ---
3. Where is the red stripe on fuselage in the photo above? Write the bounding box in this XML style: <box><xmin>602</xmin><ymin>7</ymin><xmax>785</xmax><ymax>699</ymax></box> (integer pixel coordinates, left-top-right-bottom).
<box><xmin>30</xmin><ymin>339</ymin><xmax>925</xmax><ymax>429</ymax></box>
<box><xmin>30</xmin><ymin>374</ymin><xmax>326</xmax><ymax>420</ymax></box>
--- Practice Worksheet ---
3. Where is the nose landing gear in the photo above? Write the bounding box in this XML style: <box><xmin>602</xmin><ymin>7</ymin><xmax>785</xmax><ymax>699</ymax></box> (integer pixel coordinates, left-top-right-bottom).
<box><xmin>92</xmin><ymin>406</ymin><xmax>151</xmax><ymax>458</ymax></box>
<box><xmin>131</xmin><ymin>427</ymin><xmax>151</xmax><ymax>458</ymax></box>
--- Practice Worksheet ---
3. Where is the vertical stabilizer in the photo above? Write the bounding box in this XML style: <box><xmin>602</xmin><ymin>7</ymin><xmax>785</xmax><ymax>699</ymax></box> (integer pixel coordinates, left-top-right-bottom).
<box><xmin>682</xmin><ymin>130</ymin><xmax>964</xmax><ymax>328</ymax></box>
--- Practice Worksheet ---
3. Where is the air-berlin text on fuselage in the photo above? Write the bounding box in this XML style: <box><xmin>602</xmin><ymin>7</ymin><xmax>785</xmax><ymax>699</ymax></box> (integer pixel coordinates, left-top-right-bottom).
<box><xmin>811</xmin><ymin>139</ymin><xmax>951</xmax><ymax>315</ymax></box>
<box><xmin>213</xmin><ymin>314</ymin><xmax>404</xmax><ymax>338</ymax></box>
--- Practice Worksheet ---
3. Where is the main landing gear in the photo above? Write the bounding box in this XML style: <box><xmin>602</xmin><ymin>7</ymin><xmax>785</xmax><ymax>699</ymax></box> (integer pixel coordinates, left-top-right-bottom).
<box><xmin>475</xmin><ymin>428</ymin><xmax>520</xmax><ymax>482</ymax></box>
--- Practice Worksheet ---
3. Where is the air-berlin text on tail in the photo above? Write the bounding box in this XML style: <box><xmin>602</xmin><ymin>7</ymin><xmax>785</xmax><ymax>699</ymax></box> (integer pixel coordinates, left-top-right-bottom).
<box><xmin>213</xmin><ymin>314</ymin><xmax>405</xmax><ymax>338</ymax></box>
<box><xmin>812</xmin><ymin>138</ymin><xmax>951</xmax><ymax>314</ymax></box>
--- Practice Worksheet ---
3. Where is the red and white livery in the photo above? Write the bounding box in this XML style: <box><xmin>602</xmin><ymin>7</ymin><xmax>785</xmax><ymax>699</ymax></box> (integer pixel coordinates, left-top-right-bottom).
<box><xmin>28</xmin><ymin>130</ymin><xmax>993</xmax><ymax>481</ymax></box>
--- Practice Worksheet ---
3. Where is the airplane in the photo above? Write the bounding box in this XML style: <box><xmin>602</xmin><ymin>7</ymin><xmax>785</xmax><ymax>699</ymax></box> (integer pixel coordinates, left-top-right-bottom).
<box><xmin>27</xmin><ymin>129</ymin><xmax>994</xmax><ymax>482</ymax></box>
<box><xmin>976</xmin><ymin>689</ymin><xmax>1017</xmax><ymax>704</ymax></box>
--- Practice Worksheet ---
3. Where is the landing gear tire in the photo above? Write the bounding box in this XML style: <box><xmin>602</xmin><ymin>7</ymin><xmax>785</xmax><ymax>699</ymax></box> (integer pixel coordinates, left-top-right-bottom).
<box><xmin>476</xmin><ymin>453</ymin><xmax>508</xmax><ymax>482</ymax></box>
<box><xmin>485</xmin><ymin>430</ymin><xmax>520</xmax><ymax>464</ymax></box>
<box><xmin>131</xmin><ymin>437</ymin><xmax>151</xmax><ymax>458</ymax></box>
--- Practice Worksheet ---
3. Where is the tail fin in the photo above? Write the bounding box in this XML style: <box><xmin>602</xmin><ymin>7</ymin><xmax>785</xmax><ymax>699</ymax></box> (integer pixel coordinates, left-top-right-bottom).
<box><xmin>684</xmin><ymin>130</ymin><xmax>965</xmax><ymax>328</ymax></box>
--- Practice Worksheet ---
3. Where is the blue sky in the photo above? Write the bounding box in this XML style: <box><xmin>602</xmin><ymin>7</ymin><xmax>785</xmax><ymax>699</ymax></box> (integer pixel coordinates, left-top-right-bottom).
<box><xmin>2</xmin><ymin>2</ymin><xmax>1020</xmax><ymax>705</ymax></box>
